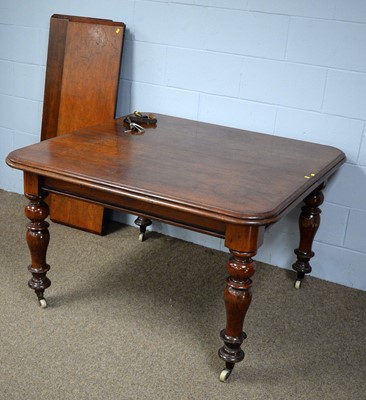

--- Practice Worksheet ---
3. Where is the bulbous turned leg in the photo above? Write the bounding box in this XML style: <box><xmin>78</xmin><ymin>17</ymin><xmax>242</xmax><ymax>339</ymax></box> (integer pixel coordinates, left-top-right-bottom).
<box><xmin>218</xmin><ymin>250</ymin><xmax>255</xmax><ymax>381</ymax></box>
<box><xmin>134</xmin><ymin>216</ymin><xmax>152</xmax><ymax>242</ymax></box>
<box><xmin>25</xmin><ymin>194</ymin><xmax>51</xmax><ymax>307</ymax></box>
<box><xmin>292</xmin><ymin>185</ymin><xmax>324</xmax><ymax>288</ymax></box>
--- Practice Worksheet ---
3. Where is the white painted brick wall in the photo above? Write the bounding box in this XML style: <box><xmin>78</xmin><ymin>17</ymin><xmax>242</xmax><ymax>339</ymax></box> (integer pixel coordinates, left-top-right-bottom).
<box><xmin>198</xmin><ymin>95</ymin><xmax>277</xmax><ymax>133</ymax></box>
<box><xmin>134</xmin><ymin>2</ymin><xmax>208</xmax><ymax>48</ymax></box>
<box><xmin>1</xmin><ymin>0</ymin><xmax>365</xmax><ymax>290</ymax></box>
<box><xmin>315</xmin><ymin>203</ymin><xmax>349</xmax><ymax>247</ymax></box>
<box><xmin>286</xmin><ymin>18</ymin><xmax>366</xmax><ymax>72</ymax></box>
<box><xmin>130</xmin><ymin>82</ymin><xmax>200</xmax><ymax>119</ymax></box>
<box><xmin>326</xmin><ymin>164</ymin><xmax>366</xmax><ymax>211</ymax></box>
<box><xmin>205</xmin><ymin>9</ymin><xmax>289</xmax><ymax>59</ymax></box>
<box><xmin>275</xmin><ymin>108</ymin><xmax>364</xmax><ymax>164</ymax></box>
<box><xmin>13</xmin><ymin>63</ymin><xmax>45</xmax><ymax>101</ymax></box>
<box><xmin>0</xmin><ymin>24</ymin><xmax>14</xmax><ymax>60</ymax></box>
<box><xmin>247</xmin><ymin>0</ymin><xmax>335</xmax><ymax>18</ymax></box>
<box><xmin>0</xmin><ymin>127</ymin><xmax>13</xmax><ymax>161</ymax></box>
<box><xmin>334</xmin><ymin>0</ymin><xmax>366</xmax><ymax>23</ymax></box>
<box><xmin>344</xmin><ymin>209</ymin><xmax>366</xmax><ymax>253</ymax></box>
<box><xmin>0</xmin><ymin>94</ymin><xmax>14</xmax><ymax>129</ymax></box>
<box><xmin>312</xmin><ymin>242</ymin><xmax>366</xmax><ymax>290</ymax></box>
<box><xmin>0</xmin><ymin>60</ymin><xmax>13</xmax><ymax>95</ymax></box>
<box><xmin>358</xmin><ymin>128</ymin><xmax>366</xmax><ymax>166</ymax></box>
<box><xmin>323</xmin><ymin>70</ymin><xmax>366</xmax><ymax>119</ymax></box>
<box><xmin>240</xmin><ymin>59</ymin><xmax>327</xmax><ymax>110</ymax></box>
<box><xmin>166</xmin><ymin>48</ymin><xmax>242</xmax><ymax>97</ymax></box>
<box><xmin>12</xmin><ymin>26</ymin><xmax>46</xmax><ymax>65</ymax></box>
<box><xmin>123</xmin><ymin>41</ymin><xmax>167</xmax><ymax>85</ymax></box>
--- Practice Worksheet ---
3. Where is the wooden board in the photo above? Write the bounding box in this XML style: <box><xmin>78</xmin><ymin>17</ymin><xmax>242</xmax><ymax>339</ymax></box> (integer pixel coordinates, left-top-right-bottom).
<box><xmin>41</xmin><ymin>14</ymin><xmax>125</xmax><ymax>234</ymax></box>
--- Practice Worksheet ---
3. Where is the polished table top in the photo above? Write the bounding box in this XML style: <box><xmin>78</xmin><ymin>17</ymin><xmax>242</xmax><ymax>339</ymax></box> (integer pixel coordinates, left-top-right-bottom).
<box><xmin>7</xmin><ymin>114</ymin><xmax>345</xmax><ymax>227</ymax></box>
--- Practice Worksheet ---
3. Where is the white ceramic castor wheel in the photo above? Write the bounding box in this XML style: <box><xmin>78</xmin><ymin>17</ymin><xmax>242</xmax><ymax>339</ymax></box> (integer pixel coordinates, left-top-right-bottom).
<box><xmin>219</xmin><ymin>368</ymin><xmax>232</xmax><ymax>382</ymax></box>
<box><xmin>138</xmin><ymin>232</ymin><xmax>145</xmax><ymax>242</ymax></box>
<box><xmin>39</xmin><ymin>298</ymin><xmax>48</xmax><ymax>308</ymax></box>
<box><xmin>294</xmin><ymin>280</ymin><xmax>302</xmax><ymax>289</ymax></box>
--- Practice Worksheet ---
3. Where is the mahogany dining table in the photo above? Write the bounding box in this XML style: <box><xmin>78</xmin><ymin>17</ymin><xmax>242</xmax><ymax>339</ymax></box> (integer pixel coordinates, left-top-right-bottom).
<box><xmin>6</xmin><ymin>114</ymin><xmax>346</xmax><ymax>381</ymax></box>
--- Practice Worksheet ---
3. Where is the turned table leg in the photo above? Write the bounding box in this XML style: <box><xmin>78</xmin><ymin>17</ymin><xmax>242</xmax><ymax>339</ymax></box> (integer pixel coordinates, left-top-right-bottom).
<box><xmin>134</xmin><ymin>216</ymin><xmax>152</xmax><ymax>242</ymax></box>
<box><xmin>25</xmin><ymin>193</ymin><xmax>51</xmax><ymax>308</ymax></box>
<box><xmin>292</xmin><ymin>184</ymin><xmax>324</xmax><ymax>288</ymax></box>
<box><xmin>218</xmin><ymin>249</ymin><xmax>256</xmax><ymax>382</ymax></box>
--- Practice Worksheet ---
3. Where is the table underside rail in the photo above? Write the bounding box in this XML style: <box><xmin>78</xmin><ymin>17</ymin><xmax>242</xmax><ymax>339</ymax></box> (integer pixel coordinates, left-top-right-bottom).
<box><xmin>41</xmin><ymin>180</ymin><xmax>227</xmax><ymax>239</ymax></box>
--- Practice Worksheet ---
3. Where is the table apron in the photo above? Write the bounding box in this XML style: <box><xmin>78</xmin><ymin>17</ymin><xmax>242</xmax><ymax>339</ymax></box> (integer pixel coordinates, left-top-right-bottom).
<box><xmin>41</xmin><ymin>176</ymin><xmax>229</xmax><ymax>238</ymax></box>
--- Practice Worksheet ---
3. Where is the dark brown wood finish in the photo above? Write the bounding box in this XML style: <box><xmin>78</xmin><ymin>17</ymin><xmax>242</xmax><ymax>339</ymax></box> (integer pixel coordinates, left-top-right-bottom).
<box><xmin>41</xmin><ymin>14</ymin><xmax>125</xmax><ymax>234</ymax></box>
<box><xmin>6</xmin><ymin>114</ymin><xmax>345</xmax><ymax>381</ymax></box>
<box><xmin>134</xmin><ymin>216</ymin><xmax>152</xmax><ymax>241</ymax></box>
<box><xmin>23</xmin><ymin>173</ymin><xmax>51</xmax><ymax>308</ymax></box>
<box><xmin>292</xmin><ymin>184</ymin><xmax>325</xmax><ymax>288</ymax></box>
